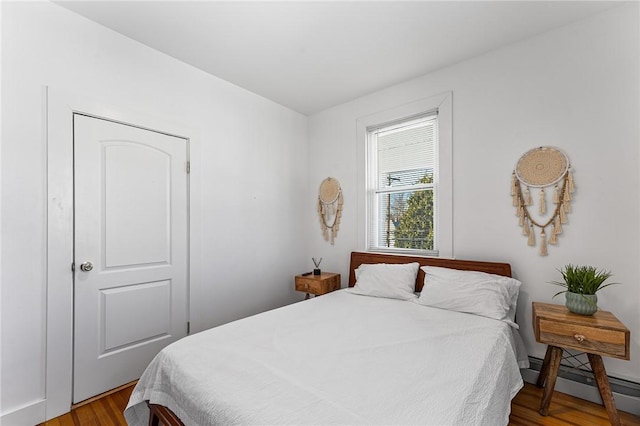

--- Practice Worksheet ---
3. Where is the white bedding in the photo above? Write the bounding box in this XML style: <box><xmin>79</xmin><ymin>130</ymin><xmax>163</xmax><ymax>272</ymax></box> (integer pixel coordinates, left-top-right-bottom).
<box><xmin>125</xmin><ymin>289</ymin><xmax>527</xmax><ymax>426</ymax></box>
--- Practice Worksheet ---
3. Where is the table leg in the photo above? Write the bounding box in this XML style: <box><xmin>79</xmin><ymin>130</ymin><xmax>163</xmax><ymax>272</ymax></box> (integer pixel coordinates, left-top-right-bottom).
<box><xmin>587</xmin><ymin>353</ymin><xmax>621</xmax><ymax>426</ymax></box>
<box><xmin>537</xmin><ymin>345</ymin><xmax>553</xmax><ymax>388</ymax></box>
<box><xmin>539</xmin><ymin>345</ymin><xmax>562</xmax><ymax>416</ymax></box>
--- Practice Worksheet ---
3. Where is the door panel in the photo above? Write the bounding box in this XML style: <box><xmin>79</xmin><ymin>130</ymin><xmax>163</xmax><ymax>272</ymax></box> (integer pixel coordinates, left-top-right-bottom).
<box><xmin>103</xmin><ymin>143</ymin><xmax>171</xmax><ymax>268</ymax></box>
<box><xmin>73</xmin><ymin>114</ymin><xmax>188</xmax><ymax>403</ymax></box>
<box><xmin>100</xmin><ymin>280</ymin><xmax>171</xmax><ymax>353</ymax></box>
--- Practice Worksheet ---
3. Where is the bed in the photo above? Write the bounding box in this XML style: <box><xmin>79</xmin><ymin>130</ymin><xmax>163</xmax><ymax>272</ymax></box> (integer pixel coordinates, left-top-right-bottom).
<box><xmin>125</xmin><ymin>251</ymin><xmax>529</xmax><ymax>426</ymax></box>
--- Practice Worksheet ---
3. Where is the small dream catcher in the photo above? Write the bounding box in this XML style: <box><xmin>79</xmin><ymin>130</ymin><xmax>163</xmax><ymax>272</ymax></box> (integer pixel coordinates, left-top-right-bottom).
<box><xmin>318</xmin><ymin>177</ymin><xmax>343</xmax><ymax>245</ymax></box>
<box><xmin>511</xmin><ymin>147</ymin><xmax>575</xmax><ymax>256</ymax></box>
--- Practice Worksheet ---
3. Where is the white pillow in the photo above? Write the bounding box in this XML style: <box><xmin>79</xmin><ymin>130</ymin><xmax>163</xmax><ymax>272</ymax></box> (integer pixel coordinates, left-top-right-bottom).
<box><xmin>417</xmin><ymin>266</ymin><xmax>521</xmax><ymax>328</ymax></box>
<box><xmin>346</xmin><ymin>262</ymin><xmax>420</xmax><ymax>300</ymax></box>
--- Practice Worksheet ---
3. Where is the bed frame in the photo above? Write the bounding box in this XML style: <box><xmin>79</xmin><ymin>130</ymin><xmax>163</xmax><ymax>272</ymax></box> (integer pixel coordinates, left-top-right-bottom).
<box><xmin>148</xmin><ymin>404</ymin><xmax>182</xmax><ymax>426</ymax></box>
<box><xmin>147</xmin><ymin>251</ymin><xmax>512</xmax><ymax>426</ymax></box>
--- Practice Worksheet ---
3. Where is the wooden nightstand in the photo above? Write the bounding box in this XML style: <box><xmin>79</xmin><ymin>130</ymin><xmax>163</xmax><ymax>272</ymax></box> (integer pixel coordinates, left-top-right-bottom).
<box><xmin>295</xmin><ymin>272</ymin><xmax>340</xmax><ymax>299</ymax></box>
<box><xmin>532</xmin><ymin>302</ymin><xmax>630</xmax><ymax>426</ymax></box>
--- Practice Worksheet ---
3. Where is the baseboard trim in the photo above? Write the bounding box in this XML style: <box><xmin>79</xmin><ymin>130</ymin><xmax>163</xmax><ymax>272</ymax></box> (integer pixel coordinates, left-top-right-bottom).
<box><xmin>0</xmin><ymin>398</ymin><xmax>46</xmax><ymax>426</ymax></box>
<box><xmin>522</xmin><ymin>368</ymin><xmax>640</xmax><ymax>416</ymax></box>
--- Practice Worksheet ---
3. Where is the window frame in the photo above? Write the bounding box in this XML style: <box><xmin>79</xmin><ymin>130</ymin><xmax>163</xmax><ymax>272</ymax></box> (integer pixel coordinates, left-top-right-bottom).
<box><xmin>356</xmin><ymin>92</ymin><xmax>452</xmax><ymax>257</ymax></box>
<box><xmin>368</xmin><ymin>114</ymin><xmax>438</xmax><ymax>253</ymax></box>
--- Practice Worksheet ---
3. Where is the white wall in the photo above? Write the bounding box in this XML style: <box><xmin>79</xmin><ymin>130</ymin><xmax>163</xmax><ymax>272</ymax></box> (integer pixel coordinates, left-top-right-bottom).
<box><xmin>307</xmin><ymin>3</ymin><xmax>640</xmax><ymax>386</ymax></box>
<box><xmin>1</xmin><ymin>1</ymin><xmax>307</xmax><ymax>423</ymax></box>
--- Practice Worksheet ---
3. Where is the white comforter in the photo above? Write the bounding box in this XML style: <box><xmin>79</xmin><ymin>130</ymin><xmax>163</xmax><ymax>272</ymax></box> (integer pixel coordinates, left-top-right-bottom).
<box><xmin>125</xmin><ymin>290</ymin><xmax>526</xmax><ymax>426</ymax></box>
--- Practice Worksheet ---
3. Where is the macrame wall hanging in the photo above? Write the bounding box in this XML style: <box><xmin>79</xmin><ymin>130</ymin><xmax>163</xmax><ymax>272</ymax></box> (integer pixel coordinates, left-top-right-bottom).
<box><xmin>511</xmin><ymin>147</ymin><xmax>575</xmax><ymax>256</ymax></box>
<box><xmin>318</xmin><ymin>177</ymin><xmax>343</xmax><ymax>245</ymax></box>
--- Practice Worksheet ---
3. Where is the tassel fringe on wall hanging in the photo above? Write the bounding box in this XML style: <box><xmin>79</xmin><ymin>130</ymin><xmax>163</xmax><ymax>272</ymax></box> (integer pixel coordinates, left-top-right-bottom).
<box><xmin>511</xmin><ymin>146</ymin><xmax>575</xmax><ymax>256</ymax></box>
<box><xmin>318</xmin><ymin>177</ymin><xmax>343</xmax><ymax>244</ymax></box>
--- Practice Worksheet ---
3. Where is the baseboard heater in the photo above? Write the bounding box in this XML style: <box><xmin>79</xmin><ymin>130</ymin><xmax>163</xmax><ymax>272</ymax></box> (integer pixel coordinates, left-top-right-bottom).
<box><xmin>524</xmin><ymin>356</ymin><xmax>640</xmax><ymax>415</ymax></box>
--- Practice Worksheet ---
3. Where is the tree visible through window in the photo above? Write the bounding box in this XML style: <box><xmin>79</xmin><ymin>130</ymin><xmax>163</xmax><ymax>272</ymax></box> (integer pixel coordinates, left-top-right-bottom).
<box><xmin>394</xmin><ymin>172</ymin><xmax>433</xmax><ymax>250</ymax></box>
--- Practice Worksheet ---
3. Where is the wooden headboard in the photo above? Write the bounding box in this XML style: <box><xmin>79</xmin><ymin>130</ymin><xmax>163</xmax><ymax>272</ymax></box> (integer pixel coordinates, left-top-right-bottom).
<box><xmin>348</xmin><ymin>251</ymin><xmax>512</xmax><ymax>292</ymax></box>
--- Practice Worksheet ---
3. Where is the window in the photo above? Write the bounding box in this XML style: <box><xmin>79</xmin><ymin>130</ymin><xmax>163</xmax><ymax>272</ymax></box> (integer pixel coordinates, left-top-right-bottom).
<box><xmin>357</xmin><ymin>93</ymin><xmax>452</xmax><ymax>257</ymax></box>
<box><xmin>368</xmin><ymin>114</ymin><xmax>437</xmax><ymax>252</ymax></box>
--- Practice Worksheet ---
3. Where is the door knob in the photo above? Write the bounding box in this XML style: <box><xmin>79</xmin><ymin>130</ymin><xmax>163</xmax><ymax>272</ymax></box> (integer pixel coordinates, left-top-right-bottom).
<box><xmin>80</xmin><ymin>261</ymin><xmax>94</xmax><ymax>272</ymax></box>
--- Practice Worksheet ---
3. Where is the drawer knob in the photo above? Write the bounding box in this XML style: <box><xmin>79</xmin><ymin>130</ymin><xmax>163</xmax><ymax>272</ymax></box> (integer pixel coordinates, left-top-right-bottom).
<box><xmin>574</xmin><ymin>334</ymin><xmax>586</xmax><ymax>343</ymax></box>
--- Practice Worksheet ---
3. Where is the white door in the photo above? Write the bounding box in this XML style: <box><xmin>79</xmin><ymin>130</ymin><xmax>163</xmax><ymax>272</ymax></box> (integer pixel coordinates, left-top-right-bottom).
<box><xmin>73</xmin><ymin>114</ymin><xmax>189</xmax><ymax>403</ymax></box>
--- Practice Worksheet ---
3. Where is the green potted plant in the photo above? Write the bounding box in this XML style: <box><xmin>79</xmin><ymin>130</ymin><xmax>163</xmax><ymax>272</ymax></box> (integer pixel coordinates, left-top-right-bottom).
<box><xmin>550</xmin><ymin>264</ymin><xmax>618</xmax><ymax>315</ymax></box>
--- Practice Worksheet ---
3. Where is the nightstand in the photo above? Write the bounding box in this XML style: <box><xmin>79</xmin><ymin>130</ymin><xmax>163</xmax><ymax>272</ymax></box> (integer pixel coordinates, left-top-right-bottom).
<box><xmin>532</xmin><ymin>302</ymin><xmax>630</xmax><ymax>426</ymax></box>
<box><xmin>295</xmin><ymin>272</ymin><xmax>340</xmax><ymax>299</ymax></box>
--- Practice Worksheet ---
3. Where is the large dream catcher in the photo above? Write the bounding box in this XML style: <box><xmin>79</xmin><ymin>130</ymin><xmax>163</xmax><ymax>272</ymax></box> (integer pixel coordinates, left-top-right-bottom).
<box><xmin>511</xmin><ymin>147</ymin><xmax>575</xmax><ymax>256</ymax></box>
<box><xmin>318</xmin><ymin>177</ymin><xmax>343</xmax><ymax>244</ymax></box>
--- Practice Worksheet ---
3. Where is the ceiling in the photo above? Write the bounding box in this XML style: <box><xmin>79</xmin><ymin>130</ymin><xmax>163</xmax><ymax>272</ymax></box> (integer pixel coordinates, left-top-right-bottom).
<box><xmin>55</xmin><ymin>1</ymin><xmax>620</xmax><ymax>115</ymax></box>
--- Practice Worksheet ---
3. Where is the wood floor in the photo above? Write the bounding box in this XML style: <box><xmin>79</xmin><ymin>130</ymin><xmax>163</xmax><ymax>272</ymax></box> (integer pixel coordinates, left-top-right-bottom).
<box><xmin>40</xmin><ymin>382</ymin><xmax>640</xmax><ymax>426</ymax></box>
<box><xmin>39</xmin><ymin>385</ymin><xmax>133</xmax><ymax>426</ymax></box>
<box><xmin>510</xmin><ymin>383</ymin><xmax>639</xmax><ymax>425</ymax></box>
